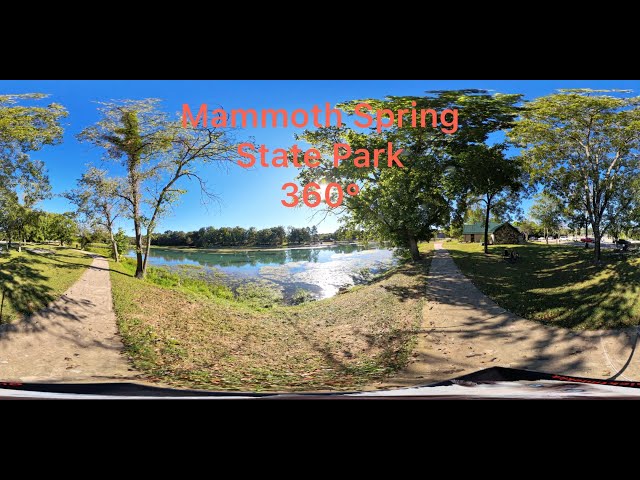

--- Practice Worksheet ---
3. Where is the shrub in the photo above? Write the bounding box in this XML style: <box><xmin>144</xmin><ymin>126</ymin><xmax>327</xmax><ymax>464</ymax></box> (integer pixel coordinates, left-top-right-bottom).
<box><xmin>290</xmin><ymin>288</ymin><xmax>315</xmax><ymax>305</ymax></box>
<box><xmin>114</xmin><ymin>228</ymin><xmax>129</xmax><ymax>260</ymax></box>
<box><xmin>235</xmin><ymin>282</ymin><xmax>283</xmax><ymax>308</ymax></box>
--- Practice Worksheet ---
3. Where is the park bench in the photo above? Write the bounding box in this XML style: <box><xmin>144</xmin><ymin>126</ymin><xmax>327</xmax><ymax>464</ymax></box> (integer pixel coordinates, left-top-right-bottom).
<box><xmin>503</xmin><ymin>249</ymin><xmax>520</xmax><ymax>264</ymax></box>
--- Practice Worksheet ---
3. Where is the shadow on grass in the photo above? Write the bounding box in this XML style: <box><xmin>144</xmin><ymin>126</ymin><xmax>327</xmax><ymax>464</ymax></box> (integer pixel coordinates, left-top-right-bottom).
<box><xmin>448</xmin><ymin>244</ymin><xmax>640</xmax><ymax>329</ymax></box>
<box><xmin>0</xmin><ymin>255</ymin><xmax>54</xmax><ymax>324</ymax></box>
<box><xmin>353</xmin><ymin>255</ymin><xmax>431</xmax><ymax>304</ymax></box>
<box><xmin>0</xmin><ymin>253</ymin><xmax>126</xmax><ymax>353</ymax></box>
<box><xmin>424</xmin><ymin>246</ymin><xmax>640</xmax><ymax>380</ymax></box>
<box><xmin>28</xmin><ymin>249</ymin><xmax>94</xmax><ymax>268</ymax></box>
<box><xmin>280</xmin><ymin>257</ymin><xmax>432</xmax><ymax>385</ymax></box>
<box><xmin>30</xmin><ymin>250</ymin><xmax>136</xmax><ymax>279</ymax></box>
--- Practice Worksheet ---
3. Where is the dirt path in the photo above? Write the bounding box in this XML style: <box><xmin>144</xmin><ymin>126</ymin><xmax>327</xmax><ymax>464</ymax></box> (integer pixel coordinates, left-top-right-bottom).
<box><xmin>0</xmin><ymin>255</ymin><xmax>140</xmax><ymax>382</ymax></box>
<box><xmin>387</xmin><ymin>243</ymin><xmax>640</xmax><ymax>387</ymax></box>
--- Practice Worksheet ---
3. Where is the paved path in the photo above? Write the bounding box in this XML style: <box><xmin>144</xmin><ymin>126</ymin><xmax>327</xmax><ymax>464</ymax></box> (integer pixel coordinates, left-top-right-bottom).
<box><xmin>387</xmin><ymin>243</ymin><xmax>640</xmax><ymax>387</ymax></box>
<box><xmin>0</xmin><ymin>255</ymin><xmax>140</xmax><ymax>382</ymax></box>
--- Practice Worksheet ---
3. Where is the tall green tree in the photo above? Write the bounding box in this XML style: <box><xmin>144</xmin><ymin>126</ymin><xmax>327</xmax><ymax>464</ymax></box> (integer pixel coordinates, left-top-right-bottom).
<box><xmin>530</xmin><ymin>192</ymin><xmax>564</xmax><ymax>244</ymax></box>
<box><xmin>66</xmin><ymin>167</ymin><xmax>123</xmax><ymax>261</ymax></box>
<box><xmin>48</xmin><ymin>213</ymin><xmax>77</xmax><ymax>246</ymax></box>
<box><xmin>453</xmin><ymin>144</ymin><xmax>525</xmax><ymax>253</ymax></box>
<box><xmin>78</xmin><ymin>99</ymin><xmax>244</xmax><ymax>278</ymax></box>
<box><xmin>513</xmin><ymin>218</ymin><xmax>541</xmax><ymax>241</ymax></box>
<box><xmin>509</xmin><ymin>89</ymin><xmax>640</xmax><ymax>262</ymax></box>
<box><xmin>464</xmin><ymin>205</ymin><xmax>487</xmax><ymax>224</ymax></box>
<box><xmin>0</xmin><ymin>94</ymin><xmax>67</xmax><ymax>250</ymax></box>
<box><xmin>0</xmin><ymin>93</ymin><xmax>66</xmax><ymax>193</ymax></box>
<box><xmin>297</xmin><ymin>90</ymin><xmax>522</xmax><ymax>261</ymax></box>
<box><xmin>603</xmin><ymin>174</ymin><xmax>640</xmax><ymax>241</ymax></box>
<box><xmin>114</xmin><ymin>228</ymin><xmax>130</xmax><ymax>258</ymax></box>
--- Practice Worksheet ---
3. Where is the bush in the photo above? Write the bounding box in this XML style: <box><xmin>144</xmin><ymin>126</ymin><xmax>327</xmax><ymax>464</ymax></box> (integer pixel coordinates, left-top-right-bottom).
<box><xmin>393</xmin><ymin>248</ymin><xmax>413</xmax><ymax>262</ymax></box>
<box><xmin>114</xmin><ymin>228</ymin><xmax>129</xmax><ymax>260</ymax></box>
<box><xmin>235</xmin><ymin>282</ymin><xmax>283</xmax><ymax>308</ymax></box>
<box><xmin>290</xmin><ymin>288</ymin><xmax>315</xmax><ymax>305</ymax></box>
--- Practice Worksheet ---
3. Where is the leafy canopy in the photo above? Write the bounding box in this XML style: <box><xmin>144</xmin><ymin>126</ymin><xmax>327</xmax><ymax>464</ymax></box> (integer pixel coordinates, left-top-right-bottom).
<box><xmin>0</xmin><ymin>93</ymin><xmax>67</xmax><ymax>206</ymax></box>
<box><xmin>296</xmin><ymin>90</ymin><xmax>522</xmax><ymax>259</ymax></box>
<box><xmin>509</xmin><ymin>89</ymin><xmax>640</xmax><ymax>260</ymax></box>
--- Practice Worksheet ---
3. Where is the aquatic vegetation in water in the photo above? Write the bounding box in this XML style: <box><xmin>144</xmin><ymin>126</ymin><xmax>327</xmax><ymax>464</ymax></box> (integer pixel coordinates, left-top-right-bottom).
<box><xmin>234</xmin><ymin>281</ymin><xmax>284</xmax><ymax>308</ymax></box>
<box><xmin>290</xmin><ymin>288</ymin><xmax>316</xmax><ymax>305</ymax></box>
<box><xmin>135</xmin><ymin>244</ymin><xmax>397</xmax><ymax>301</ymax></box>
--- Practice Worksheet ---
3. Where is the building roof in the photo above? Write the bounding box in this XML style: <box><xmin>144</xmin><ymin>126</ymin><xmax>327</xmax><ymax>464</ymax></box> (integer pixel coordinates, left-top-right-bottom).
<box><xmin>462</xmin><ymin>222</ymin><xmax>517</xmax><ymax>235</ymax></box>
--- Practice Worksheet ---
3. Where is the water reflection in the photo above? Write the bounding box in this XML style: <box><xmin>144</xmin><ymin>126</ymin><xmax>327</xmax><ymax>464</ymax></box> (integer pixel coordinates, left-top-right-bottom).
<box><xmin>128</xmin><ymin>244</ymin><xmax>396</xmax><ymax>299</ymax></box>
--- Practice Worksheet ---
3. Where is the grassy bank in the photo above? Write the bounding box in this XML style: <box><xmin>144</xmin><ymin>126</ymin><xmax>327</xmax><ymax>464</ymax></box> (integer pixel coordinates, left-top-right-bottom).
<box><xmin>0</xmin><ymin>247</ymin><xmax>94</xmax><ymax>323</ymax></box>
<box><xmin>445</xmin><ymin>241</ymin><xmax>640</xmax><ymax>329</ymax></box>
<box><xmin>109</xmin><ymin>251</ymin><xmax>432</xmax><ymax>391</ymax></box>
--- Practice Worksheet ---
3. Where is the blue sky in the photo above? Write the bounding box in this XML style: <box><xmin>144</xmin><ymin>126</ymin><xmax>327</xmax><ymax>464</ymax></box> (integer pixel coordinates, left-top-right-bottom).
<box><xmin>2</xmin><ymin>80</ymin><xmax>637</xmax><ymax>234</ymax></box>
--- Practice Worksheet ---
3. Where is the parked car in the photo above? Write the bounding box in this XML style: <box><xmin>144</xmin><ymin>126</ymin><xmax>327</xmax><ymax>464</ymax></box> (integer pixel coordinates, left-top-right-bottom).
<box><xmin>580</xmin><ymin>237</ymin><xmax>594</xmax><ymax>243</ymax></box>
<box><xmin>559</xmin><ymin>236</ymin><xmax>568</xmax><ymax>240</ymax></box>
<box><xmin>616</xmin><ymin>239</ymin><xmax>632</xmax><ymax>251</ymax></box>
<box><xmin>538</xmin><ymin>237</ymin><xmax>546</xmax><ymax>241</ymax></box>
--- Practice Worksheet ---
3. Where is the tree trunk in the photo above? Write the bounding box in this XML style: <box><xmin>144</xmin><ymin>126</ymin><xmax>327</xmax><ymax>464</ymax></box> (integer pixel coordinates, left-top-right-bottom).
<box><xmin>593</xmin><ymin>222</ymin><xmax>602</xmax><ymax>263</ymax></box>
<box><xmin>104</xmin><ymin>211</ymin><xmax>119</xmax><ymax>262</ymax></box>
<box><xmin>134</xmin><ymin>234</ymin><xmax>144</xmax><ymax>278</ymax></box>
<box><xmin>407</xmin><ymin>235</ymin><xmax>420</xmax><ymax>262</ymax></box>
<box><xmin>120</xmin><ymin>110</ymin><xmax>145</xmax><ymax>279</ymax></box>
<box><xmin>131</xmin><ymin>165</ymin><xmax>144</xmax><ymax>278</ymax></box>
<box><xmin>483</xmin><ymin>200</ymin><xmax>491</xmax><ymax>254</ymax></box>
<box><xmin>545</xmin><ymin>227</ymin><xmax>549</xmax><ymax>244</ymax></box>
<box><xmin>0</xmin><ymin>288</ymin><xmax>5</xmax><ymax>324</ymax></box>
<box><xmin>108</xmin><ymin>227</ymin><xmax>119</xmax><ymax>262</ymax></box>
<box><xmin>142</xmin><ymin>232</ymin><xmax>152</xmax><ymax>275</ymax></box>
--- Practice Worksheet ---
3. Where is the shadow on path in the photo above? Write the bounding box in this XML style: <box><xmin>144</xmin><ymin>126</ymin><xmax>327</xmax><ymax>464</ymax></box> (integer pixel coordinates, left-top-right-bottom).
<box><xmin>386</xmin><ymin>243</ymin><xmax>640</xmax><ymax>388</ymax></box>
<box><xmin>0</xmin><ymin>255</ymin><xmax>140</xmax><ymax>382</ymax></box>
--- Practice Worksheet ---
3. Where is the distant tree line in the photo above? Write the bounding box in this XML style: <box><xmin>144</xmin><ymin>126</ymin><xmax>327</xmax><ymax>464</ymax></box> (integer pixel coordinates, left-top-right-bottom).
<box><xmin>152</xmin><ymin>224</ymin><xmax>343</xmax><ymax>247</ymax></box>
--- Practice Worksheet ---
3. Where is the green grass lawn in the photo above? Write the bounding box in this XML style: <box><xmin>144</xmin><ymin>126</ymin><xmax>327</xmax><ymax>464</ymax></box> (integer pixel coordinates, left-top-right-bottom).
<box><xmin>85</xmin><ymin>242</ymin><xmax>113</xmax><ymax>258</ymax></box>
<box><xmin>109</xmin><ymin>252</ymin><xmax>432</xmax><ymax>391</ymax></box>
<box><xmin>0</xmin><ymin>246</ymin><xmax>94</xmax><ymax>323</ymax></box>
<box><xmin>445</xmin><ymin>241</ymin><xmax>640</xmax><ymax>330</ymax></box>
<box><xmin>419</xmin><ymin>241</ymin><xmax>436</xmax><ymax>254</ymax></box>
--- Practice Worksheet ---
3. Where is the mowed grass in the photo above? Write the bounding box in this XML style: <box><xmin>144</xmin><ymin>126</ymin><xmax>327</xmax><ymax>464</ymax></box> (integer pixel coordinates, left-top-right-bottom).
<box><xmin>445</xmin><ymin>241</ymin><xmax>640</xmax><ymax>330</ymax></box>
<box><xmin>109</xmin><ymin>252</ymin><xmax>432</xmax><ymax>391</ymax></box>
<box><xmin>0</xmin><ymin>246</ymin><xmax>94</xmax><ymax>323</ymax></box>
<box><xmin>419</xmin><ymin>241</ymin><xmax>436</xmax><ymax>254</ymax></box>
<box><xmin>85</xmin><ymin>243</ymin><xmax>113</xmax><ymax>258</ymax></box>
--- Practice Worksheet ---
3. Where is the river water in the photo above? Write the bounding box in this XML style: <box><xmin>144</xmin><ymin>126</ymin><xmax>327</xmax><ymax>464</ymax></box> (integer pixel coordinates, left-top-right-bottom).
<box><xmin>127</xmin><ymin>244</ymin><xmax>397</xmax><ymax>299</ymax></box>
